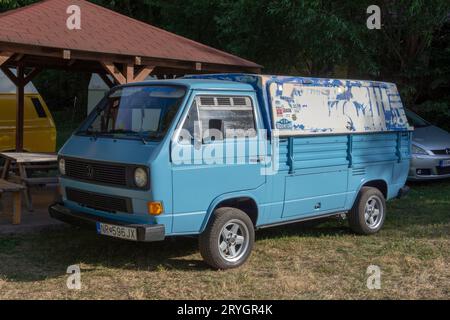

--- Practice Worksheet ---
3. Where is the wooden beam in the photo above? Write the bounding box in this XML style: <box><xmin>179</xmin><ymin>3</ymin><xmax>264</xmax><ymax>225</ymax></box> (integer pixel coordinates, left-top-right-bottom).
<box><xmin>0</xmin><ymin>66</ymin><xmax>18</xmax><ymax>86</ymax></box>
<box><xmin>24</xmin><ymin>67</ymin><xmax>41</xmax><ymax>84</ymax></box>
<box><xmin>133</xmin><ymin>66</ymin><xmax>154</xmax><ymax>82</ymax></box>
<box><xmin>0</xmin><ymin>42</ymin><xmax>263</xmax><ymax>74</ymax></box>
<box><xmin>14</xmin><ymin>54</ymin><xmax>25</xmax><ymax>62</ymax></box>
<box><xmin>0</xmin><ymin>51</ymin><xmax>13</xmax><ymax>66</ymax></box>
<box><xmin>98</xmin><ymin>73</ymin><xmax>115</xmax><ymax>88</ymax></box>
<box><xmin>125</xmin><ymin>64</ymin><xmax>134</xmax><ymax>83</ymax></box>
<box><xmin>101</xmin><ymin>61</ymin><xmax>126</xmax><ymax>85</ymax></box>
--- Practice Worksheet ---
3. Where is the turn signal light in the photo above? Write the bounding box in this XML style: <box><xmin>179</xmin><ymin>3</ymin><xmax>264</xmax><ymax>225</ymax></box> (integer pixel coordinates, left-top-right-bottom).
<box><xmin>148</xmin><ymin>202</ymin><xmax>164</xmax><ymax>215</ymax></box>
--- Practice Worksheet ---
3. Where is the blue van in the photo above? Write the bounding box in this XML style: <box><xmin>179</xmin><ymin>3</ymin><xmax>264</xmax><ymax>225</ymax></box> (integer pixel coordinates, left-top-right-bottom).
<box><xmin>49</xmin><ymin>74</ymin><xmax>412</xmax><ymax>269</ymax></box>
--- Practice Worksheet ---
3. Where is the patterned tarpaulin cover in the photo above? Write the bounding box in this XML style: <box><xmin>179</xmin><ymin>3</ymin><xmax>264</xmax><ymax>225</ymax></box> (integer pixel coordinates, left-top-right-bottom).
<box><xmin>184</xmin><ymin>74</ymin><xmax>413</xmax><ymax>136</ymax></box>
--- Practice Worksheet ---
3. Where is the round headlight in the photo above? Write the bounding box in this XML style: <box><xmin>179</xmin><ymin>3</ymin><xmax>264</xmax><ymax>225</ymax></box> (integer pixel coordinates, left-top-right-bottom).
<box><xmin>59</xmin><ymin>158</ymin><xmax>66</xmax><ymax>175</ymax></box>
<box><xmin>134</xmin><ymin>167</ymin><xmax>148</xmax><ymax>188</ymax></box>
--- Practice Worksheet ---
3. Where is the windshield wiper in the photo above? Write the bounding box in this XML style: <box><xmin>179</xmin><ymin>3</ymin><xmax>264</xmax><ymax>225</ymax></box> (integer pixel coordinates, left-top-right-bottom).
<box><xmin>109</xmin><ymin>129</ymin><xmax>137</xmax><ymax>134</ymax></box>
<box><xmin>85</xmin><ymin>126</ymin><xmax>100</xmax><ymax>140</ymax></box>
<box><xmin>109</xmin><ymin>129</ymin><xmax>148</xmax><ymax>145</ymax></box>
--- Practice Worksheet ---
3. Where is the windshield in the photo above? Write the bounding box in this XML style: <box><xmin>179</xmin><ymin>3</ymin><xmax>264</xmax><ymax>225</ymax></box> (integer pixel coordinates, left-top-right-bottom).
<box><xmin>405</xmin><ymin>110</ymin><xmax>430</xmax><ymax>128</ymax></box>
<box><xmin>77</xmin><ymin>85</ymin><xmax>186</xmax><ymax>141</ymax></box>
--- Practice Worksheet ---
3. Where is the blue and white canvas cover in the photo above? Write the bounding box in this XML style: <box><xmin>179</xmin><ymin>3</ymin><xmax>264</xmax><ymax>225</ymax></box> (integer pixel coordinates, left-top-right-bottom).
<box><xmin>264</xmin><ymin>76</ymin><xmax>412</xmax><ymax>136</ymax></box>
<box><xmin>183</xmin><ymin>74</ymin><xmax>412</xmax><ymax>136</ymax></box>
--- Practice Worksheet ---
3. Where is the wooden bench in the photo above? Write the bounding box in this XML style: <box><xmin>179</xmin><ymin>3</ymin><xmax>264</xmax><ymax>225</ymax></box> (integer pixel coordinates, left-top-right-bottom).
<box><xmin>22</xmin><ymin>177</ymin><xmax>59</xmax><ymax>212</ymax></box>
<box><xmin>0</xmin><ymin>179</ymin><xmax>25</xmax><ymax>225</ymax></box>
<box><xmin>1</xmin><ymin>153</ymin><xmax>58</xmax><ymax>212</ymax></box>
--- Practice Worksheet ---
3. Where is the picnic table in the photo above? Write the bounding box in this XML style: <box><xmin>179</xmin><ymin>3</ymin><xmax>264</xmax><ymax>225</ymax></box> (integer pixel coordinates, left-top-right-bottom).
<box><xmin>0</xmin><ymin>179</ymin><xmax>25</xmax><ymax>225</ymax></box>
<box><xmin>1</xmin><ymin>152</ymin><xmax>58</xmax><ymax>212</ymax></box>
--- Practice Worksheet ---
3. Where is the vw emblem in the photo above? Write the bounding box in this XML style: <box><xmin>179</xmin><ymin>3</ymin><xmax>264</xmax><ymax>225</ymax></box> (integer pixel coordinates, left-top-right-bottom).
<box><xmin>446</xmin><ymin>148</ymin><xmax>450</xmax><ymax>155</ymax></box>
<box><xmin>86</xmin><ymin>165</ymin><xmax>94</xmax><ymax>179</ymax></box>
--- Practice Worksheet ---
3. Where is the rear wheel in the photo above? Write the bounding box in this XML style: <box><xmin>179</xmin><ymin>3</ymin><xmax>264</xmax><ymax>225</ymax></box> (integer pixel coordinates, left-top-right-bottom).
<box><xmin>199</xmin><ymin>207</ymin><xmax>255</xmax><ymax>270</ymax></box>
<box><xmin>348</xmin><ymin>187</ymin><xmax>386</xmax><ymax>235</ymax></box>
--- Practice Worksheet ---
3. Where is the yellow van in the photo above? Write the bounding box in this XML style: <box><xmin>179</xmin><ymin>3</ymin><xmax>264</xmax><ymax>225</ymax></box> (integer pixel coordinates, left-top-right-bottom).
<box><xmin>0</xmin><ymin>72</ymin><xmax>56</xmax><ymax>152</ymax></box>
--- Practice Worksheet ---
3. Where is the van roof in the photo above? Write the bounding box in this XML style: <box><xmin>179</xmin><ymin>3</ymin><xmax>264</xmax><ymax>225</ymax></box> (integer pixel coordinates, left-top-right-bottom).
<box><xmin>184</xmin><ymin>73</ymin><xmax>396</xmax><ymax>88</ymax></box>
<box><xmin>122</xmin><ymin>78</ymin><xmax>255</xmax><ymax>91</ymax></box>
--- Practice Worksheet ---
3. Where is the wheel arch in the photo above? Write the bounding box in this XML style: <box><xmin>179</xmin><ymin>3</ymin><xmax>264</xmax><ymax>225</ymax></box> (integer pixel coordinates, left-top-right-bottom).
<box><xmin>360</xmin><ymin>179</ymin><xmax>388</xmax><ymax>199</ymax></box>
<box><xmin>200</xmin><ymin>193</ymin><xmax>259</xmax><ymax>233</ymax></box>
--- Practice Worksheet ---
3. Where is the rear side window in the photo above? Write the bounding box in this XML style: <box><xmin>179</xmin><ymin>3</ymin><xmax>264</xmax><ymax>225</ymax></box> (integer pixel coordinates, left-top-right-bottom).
<box><xmin>180</xmin><ymin>95</ymin><xmax>256</xmax><ymax>144</ymax></box>
<box><xmin>31</xmin><ymin>97</ymin><xmax>47</xmax><ymax>118</ymax></box>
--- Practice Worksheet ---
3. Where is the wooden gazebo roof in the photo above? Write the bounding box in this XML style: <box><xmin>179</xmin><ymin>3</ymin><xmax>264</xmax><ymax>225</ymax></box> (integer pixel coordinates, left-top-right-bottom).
<box><xmin>0</xmin><ymin>0</ymin><xmax>262</xmax><ymax>151</ymax></box>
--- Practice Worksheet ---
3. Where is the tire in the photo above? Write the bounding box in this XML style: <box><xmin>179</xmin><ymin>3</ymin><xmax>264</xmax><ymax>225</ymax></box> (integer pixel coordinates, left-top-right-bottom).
<box><xmin>348</xmin><ymin>187</ymin><xmax>386</xmax><ymax>235</ymax></box>
<box><xmin>199</xmin><ymin>207</ymin><xmax>255</xmax><ymax>270</ymax></box>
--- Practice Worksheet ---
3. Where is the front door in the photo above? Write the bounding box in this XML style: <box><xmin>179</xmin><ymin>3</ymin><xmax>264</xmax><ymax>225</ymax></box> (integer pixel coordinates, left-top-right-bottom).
<box><xmin>170</xmin><ymin>91</ymin><xmax>266</xmax><ymax>233</ymax></box>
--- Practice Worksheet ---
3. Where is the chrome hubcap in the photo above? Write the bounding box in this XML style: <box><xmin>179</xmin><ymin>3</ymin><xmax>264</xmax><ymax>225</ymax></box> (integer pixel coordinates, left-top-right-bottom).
<box><xmin>364</xmin><ymin>196</ymin><xmax>383</xmax><ymax>229</ymax></box>
<box><xmin>218</xmin><ymin>219</ymin><xmax>249</xmax><ymax>262</ymax></box>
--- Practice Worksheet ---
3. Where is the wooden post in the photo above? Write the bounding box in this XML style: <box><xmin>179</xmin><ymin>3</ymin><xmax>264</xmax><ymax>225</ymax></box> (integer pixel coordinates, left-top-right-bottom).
<box><xmin>126</xmin><ymin>64</ymin><xmax>134</xmax><ymax>83</ymax></box>
<box><xmin>134</xmin><ymin>66</ymin><xmax>154</xmax><ymax>82</ymax></box>
<box><xmin>102</xmin><ymin>61</ymin><xmax>154</xmax><ymax>84</ymax></box>
<box><xmin>12</xmin><ymin>191</ymin><xmax>22</xmax><ymax>225</ymax></box>
<box><xmin>1</xmin><ymin>63</ymin><xmax>40</xmax><ymax>152</ymax></box>
<box><xmin>16</xmin><ymin>64</ymin><xmax>25</xmax><ymax>152</ymax></box>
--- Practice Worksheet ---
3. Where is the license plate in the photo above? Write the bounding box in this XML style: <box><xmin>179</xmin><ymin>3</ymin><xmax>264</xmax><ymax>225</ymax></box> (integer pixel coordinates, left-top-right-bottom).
<box><xmin>96</xmin><ymin>222</ymin><xmax>137</xmax><ymax>241</ymax></box>
<box><xmin>440</xmin><ymin>160</ymin><xmax>450</xmax><ymax>167</ymax></box>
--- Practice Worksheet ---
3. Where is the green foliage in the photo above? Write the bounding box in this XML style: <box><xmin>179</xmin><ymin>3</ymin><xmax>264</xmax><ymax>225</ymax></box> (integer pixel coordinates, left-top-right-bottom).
<box><xmin>414</xmin><ymin>100</ymin><xmax>450</xmax><ymax>131</ymax></box>
<box><xmin>0</xmin><ymin>0</ymin><xmax>36</xmax><ymax>11</ymax></box>
<box><xmin>1</xmin><ymin>0</ymin><xmax>450</xmax><ymax>128</ymax></box>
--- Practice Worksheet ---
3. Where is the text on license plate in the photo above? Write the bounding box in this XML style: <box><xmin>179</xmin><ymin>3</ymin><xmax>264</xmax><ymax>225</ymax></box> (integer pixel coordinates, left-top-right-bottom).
<box><xmin>96</xmin><ymin>222</ymin><xmax>137</xmax><ymax>241</ymax></box>
<box><xmin>440</xmin><ymin>160</ymin><xmax>450</xmax><ymax>167</ymax></box>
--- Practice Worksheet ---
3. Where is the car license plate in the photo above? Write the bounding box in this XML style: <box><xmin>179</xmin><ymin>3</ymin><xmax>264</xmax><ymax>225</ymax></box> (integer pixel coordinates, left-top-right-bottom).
<box><xmin>440</xmin><ymin>160</ymin><xmax>450</xmax><ymax>167</ymax></box>
<box><xmin>96</xmin><ymin>222</ymin><xmax>137</xmax><ymax>241</ymax></box>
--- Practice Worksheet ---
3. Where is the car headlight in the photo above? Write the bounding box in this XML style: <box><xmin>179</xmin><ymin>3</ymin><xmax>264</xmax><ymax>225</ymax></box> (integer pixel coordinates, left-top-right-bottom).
<box><xmin>134</xmin><ymin>167</ymin><xmax>148</xmax><ymax>188</ymax></box>
<box><xmin>59</xmin><ymin>158</ymin><xmax>66</xmax><ymax>175</ymax></box>
<box><xmin>412</xmin><ymin>145</ymin><xmax>428</xmax><ymax>155</ymax></box>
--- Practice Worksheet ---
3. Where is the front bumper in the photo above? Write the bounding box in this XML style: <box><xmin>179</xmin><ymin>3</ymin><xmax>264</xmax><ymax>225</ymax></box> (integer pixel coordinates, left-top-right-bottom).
<box><xmin>408</xmin><ymin>155</ymin><xmax>450</xmax><ymax>181</ymax></box>
<box><xmin>49</xmin><ymin>203</ymin><xmax>165</xmax><ymax>242</ymax></box>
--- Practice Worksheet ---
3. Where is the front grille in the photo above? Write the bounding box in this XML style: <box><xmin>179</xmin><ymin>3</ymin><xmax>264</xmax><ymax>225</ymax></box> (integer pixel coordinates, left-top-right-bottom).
<box><xmin>432</xmin><ymin>149</ymin><xmax>450</xmax><ymax>155</ymax></box>
<box><xmin>66</xmin><ymin>188</ymin><xmax>132</xmax><ymax>213</ymax></box>
<box><xmin>437</xmin><ymin>166</ymin><xmax>450</xmax><ymax>175</ymax></box>
<box><xmin>65</xmin><ymin>158</ymin><xmax>127</xmax><ymax>187</ymax></box>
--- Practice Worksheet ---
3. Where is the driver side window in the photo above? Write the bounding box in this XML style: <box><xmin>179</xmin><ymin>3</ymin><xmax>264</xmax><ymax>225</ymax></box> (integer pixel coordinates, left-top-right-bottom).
<box><xmin>179</xmin><ymin>95</ymin><xmax>256</xmax><ymax>145</ymax></box>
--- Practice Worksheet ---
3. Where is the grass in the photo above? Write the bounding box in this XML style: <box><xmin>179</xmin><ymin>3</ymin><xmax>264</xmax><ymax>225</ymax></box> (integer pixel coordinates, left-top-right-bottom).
<box><xmin>0</xmin><ymin>180</ymin><xmax>449</xmax><ymax>300</ymax></box>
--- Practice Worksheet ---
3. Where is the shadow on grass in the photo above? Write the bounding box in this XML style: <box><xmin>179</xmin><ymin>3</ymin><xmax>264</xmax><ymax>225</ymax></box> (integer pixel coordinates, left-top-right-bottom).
<box><xmin>0</xmin><ymin>227</ymin><xmax>207</xmax><ymax>282</ymax></box>
<box><xmin>0</xmin><ymin>220</ymin><xmax>347</xmax><ymax>282</ymax></box>
<box><xmin>1</xmin><ymin>180</ymin><xmax>449</xmax><ymax>282</ymax></box>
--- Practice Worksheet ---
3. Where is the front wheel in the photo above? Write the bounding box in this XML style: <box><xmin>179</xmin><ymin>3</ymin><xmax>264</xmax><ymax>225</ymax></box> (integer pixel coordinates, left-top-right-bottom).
<box><xmin>199</xmin><ymin>207</ymin><xmax>255</xmax><ymax>270</ymax></box>
<box><xmin>348</xmin><ymin>187</ymin><xmax>386</xmax><ymax>235</ymax></box>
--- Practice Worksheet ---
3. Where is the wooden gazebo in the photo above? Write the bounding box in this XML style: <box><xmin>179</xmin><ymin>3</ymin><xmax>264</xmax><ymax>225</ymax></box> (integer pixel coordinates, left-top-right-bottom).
<box><xmin>0</xmin><ymin>0</ymin><xmax>262</xmax><ymax>151</ymax></box>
